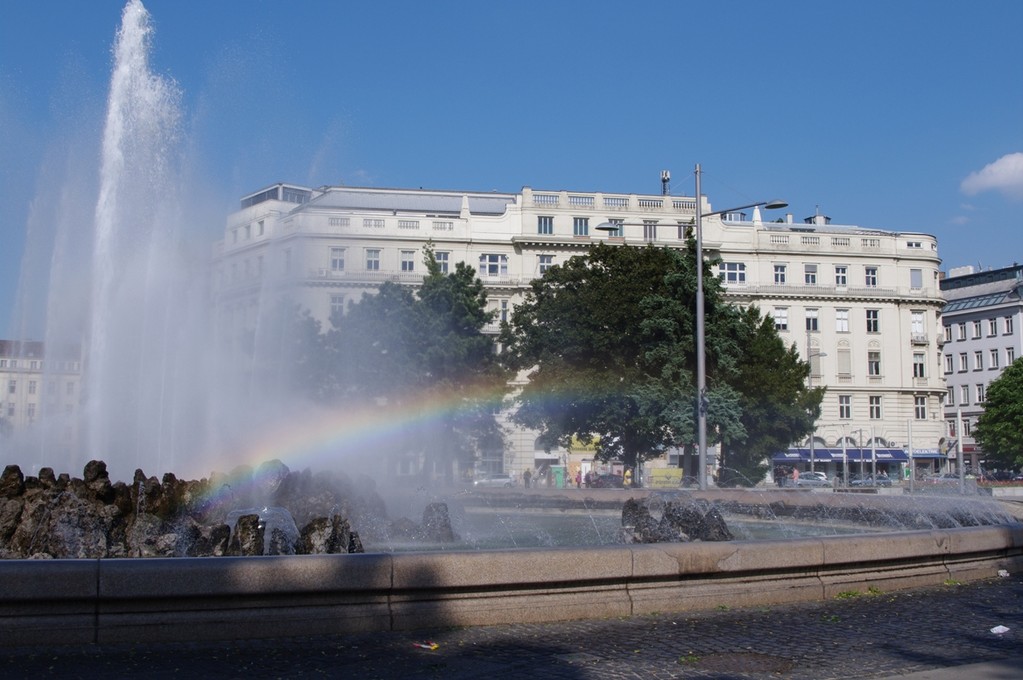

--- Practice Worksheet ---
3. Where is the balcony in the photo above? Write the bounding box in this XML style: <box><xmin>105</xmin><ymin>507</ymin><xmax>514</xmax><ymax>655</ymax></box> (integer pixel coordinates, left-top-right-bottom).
<box><xmin>911</xmin><ymin>333</ymin><xmax>929</xmax><ymax>345</ymax></box>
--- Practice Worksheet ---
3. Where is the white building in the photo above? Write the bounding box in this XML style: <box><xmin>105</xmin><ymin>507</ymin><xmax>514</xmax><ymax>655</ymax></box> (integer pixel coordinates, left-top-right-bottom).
<box><xmin>212</xmin><ymin>181</ymin><xmax>947</xmax><ymax>482</ymax></box>
<box><xmin>0</xmin><ymin>340</ymin><xmax>82</xmax><ymax>458</ymax></box>
<box><xmin>940</xmin><ymin>264</ymin><xmax>1023</xmax><ymax>472</ymax></box>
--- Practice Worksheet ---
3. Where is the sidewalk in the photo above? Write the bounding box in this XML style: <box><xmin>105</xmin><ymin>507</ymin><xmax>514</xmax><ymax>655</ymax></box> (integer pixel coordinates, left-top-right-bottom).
<box><xmin>1</xmin><ymin>574</ymin><xmax>1020</xmax><ymax>679</ymax></box>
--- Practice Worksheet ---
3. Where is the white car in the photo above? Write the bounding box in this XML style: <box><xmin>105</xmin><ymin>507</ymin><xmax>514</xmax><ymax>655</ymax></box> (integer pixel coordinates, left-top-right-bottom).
<box><xmin>473</xmin><ymin>474</ymin><xmax>515</xmax><ymax>488</ymax></box>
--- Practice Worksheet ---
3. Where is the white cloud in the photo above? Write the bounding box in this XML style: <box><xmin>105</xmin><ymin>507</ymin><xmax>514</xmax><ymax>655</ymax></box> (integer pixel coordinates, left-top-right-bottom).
<box><xmin>960</xmin><ymin>152</ymin><xmax>1023</xmax><ymax>200</ymax></box>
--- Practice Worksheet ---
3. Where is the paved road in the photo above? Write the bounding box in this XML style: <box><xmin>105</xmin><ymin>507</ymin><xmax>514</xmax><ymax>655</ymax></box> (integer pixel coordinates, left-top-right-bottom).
<box><xmin>2</xmin><ymin>575</ymin><xmax>1021</xmax><ymax>679</ymax></box>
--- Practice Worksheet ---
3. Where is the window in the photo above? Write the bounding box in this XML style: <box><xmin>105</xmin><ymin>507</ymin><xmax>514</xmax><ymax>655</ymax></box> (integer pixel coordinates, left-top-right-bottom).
<box><xmin>911</xmin><ymin>311</ymin><xmax>925</xmax><ymax>335</ymax></box>
<box><xmin>907</xmin><ymin>241</ymin><xmax>922</xmax><ymax>249</ymax></box>
<box><xmin>537</xmin><ymin>216</ymin><xmax>553</xmax><ymax>235</ymax></box>
<box><xmin>257</xmin><ymin>220</ymin><xmax>264</xmax><ymax>236</ymax></box>
<box><xmin>974</xmin><ymin>351</ymin><xmax>983</xmax><ymax>370</ymax></box>
<box><xmin>868</xmin><ymin>351</ymin><xmax>881</xmax><ymax>376</ymax></box>
<box><xmin>910</xmin><ymin>268</ymin><xmax>923</xmax><ymax>289</ymax></box>
<box><xmin>913</xmin><ymin>353</ymin><xmax>926</xmax><ymax>378</ymax></box>
<box><xmin>499</xmin><ymin>299</ymin><xmax>510</xmax><ymax>323</ymax></box>
<box><xmin>773</xmin><ymin>308</ymin><xmax>788</xmax><ymax>331</ymax></box>
<box><xmin>677</xmin><ymin>221</ymin><xmax>692</xmax><ymax>240</ymax></box>
<box><xmin>837</xmin><ymin>347</ymin><xmax>852</xmax><ymax>376</ymax></box>
<box><xmin>719</xmin><ymin>262</ymin><xmax>746</xmax><ymax>284</ymax></box>
<box><xmin>915</xmin><ymin>396</ymin><xmax>926</xmax><ymax>420</ymax></box>
<box><xmin>1009</xmin><ymin>347</ymin><xmax>1016</xmax><ymax>363</ymax></box>
<box><xmin>959</xmin><ymin>353</ymin><xmax>968</xmax><ymax>372</ymax></box>
<box><xmin>972</xmin><ymin>321</ymin><xmax>982</xmax><ymax>339</ymax></box>
<box><xmin>963</xmin><ymin>420</ymin><xmax>972</xmax><ymax>437</ymax></box>
<box><xmin>27</xmin><ymin>403</ymin><xmax>35</xmax><ymax>421</ymax></box>
<box><xmin>957</xmin><ymin>323</ymin><xmax>966</xmax><ymax>340</ymax></box>
<box><xmin>804</xmin><ymin>264</ymin><xmax>818</xmax><ymax>285</ymax></box>
<box><xmin>944</xmin><ymin>326</ymin><xmax>952</xmax><ymax>343</ymax></box>
<box><xmin>400</xmin><ymin>250</ymin><xmax>416</xmax><ymax>272</ymax></box>
<box><xmin>869</xmin><ymin>396</ymin><xmax>882</xmax><ymax>419</ymax></box>
<box><xmin>946</xmin><ymin>386</ymin><xmax>954</xmax><ymax>405</ymax></box>
<box><xmin>961</xmin><ymin>384</ymin><xmax>970</xmax><ymax>404</ymax></box>
<box><xmin>839</xmin><ymin>395</ymin><xmax>851</xmax><ymax>419</ymax></box>
<box><xmin>479</xmin><ymin>254</ymin><xmax>508</xmax><ymax>277</ymax></box>
<box><xmin>28</xmin><ymin>380</ymin><xmax>36</xmax><ymax>395</ymax></box>
<box><xmin>865</xmin><ymin>266</ymin><xmax>878</xmax><ymax>287</ymax></box>
<box><xmin>5</xmin><ymin>404</ymin><xmax>12</xmax><ymax>418</ymax></box>
<box><xmin>330</xmin><ymin>295</ymin><xmax>345</xmax><ymax>318</ymax></box>
<box><xmin>773</xmin><ymin>264</ymin><xmax>786</xmax><ymax>284</ymax></box>
<box><xmin>7</xmin><ymin>380</ymin><xmax>14</xmax><ymax>394</ymax></box>
<box><xmin>990</xmin><ymin>349</ymin><xmax>1000</xmax><ymax>369</ymax></box>
<box><xmin>604</xmin><ymin>218</ymin><xmax>623</xmax><ymax>237</ymax></box>
<box><xmin>944</xmin><ymin>354</ymin><xmax>954</xmax><ymax>374</ymax></box>
<box><xmin>244</xmin><ymin>224</ymin><xmax>251</xmax><ymax>240</ymax></box>
<box><xmin>805</xmin><ymin>308</ymin><xmax>819</xmax><ymax>332</ymax></box>
<box><xmin>573</xmin><ymin>217</ymin><xmax>589</xmax><ymax>236</ymax></box>
<box><xmin>330</xmin><ymin>247</ymin><xmax>345</xmax><ymax>272</ymax></box>
<box><xmin>66</xmin><ymin>381</ymin><xmax>74</xmax><ymax>396</ymax></box>
<box><xmin>643</xmin><ymin>220</ymin><xmax>657</xmax><ymax>241</ymax></box>
<box><xmin>976</xmin><ymin>383</ymin><xmax>986</xmax><ymax>403</ymax></box>
<box><xmin>866</xmin><ymin>309</ymin><xmax>880</xmax><ymax>333</ymax></box>
<box><xmin>365</xmin><ymin>249</ymin><xmax>380</xmax><ymax>271</ymax></box>
<box><xmin>435</xmin><ymin>251</ymin><xmax>449</xmax><ymax>274</ymax></box>
<box><xmin>538</xmin><ymin>254</ymin><xmax>554</xmax><ymax>275</ymax></box>
<box><xmin>1006</xmin><ymin>316</ymin><xmax>1014</xmax><ymax>335</ymax></box>
<box><xmin>834</xmin><ymin>265</ymin><xmax>847</xmax><ymax>286</ymax></box>
<box><xmin>835</xmin><ymin>309</ymin><xmax>849</xmax><ymax>333</ymax></box>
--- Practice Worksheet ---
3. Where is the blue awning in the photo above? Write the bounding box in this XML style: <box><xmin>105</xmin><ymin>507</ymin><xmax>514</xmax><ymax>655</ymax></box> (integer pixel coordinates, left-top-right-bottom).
<box><xmin>773</xmin><ymin>448</ymin><xmax>909</xmax><ymax>463</ymax></box>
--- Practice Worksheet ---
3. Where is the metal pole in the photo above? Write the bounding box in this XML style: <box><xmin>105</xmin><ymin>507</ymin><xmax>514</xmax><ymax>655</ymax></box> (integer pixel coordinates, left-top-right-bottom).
<box><xmin>956</xmin><ymin>407</ymin><xmax>965</xmax><ymax>494</ymax></box>
<box><xmin>807</xmin><ymin>330</ymin><xmax>815</xmax><ymax>474</ymax></box>
<box><xmin>907</xmin><ymin>419</ymin><xmax>914</xmax><ymax>494</ymax></box>
<box><xmin>695</xmin><ymin>163</ymin><xmax>708</xmax><ymax>490</ymax></box>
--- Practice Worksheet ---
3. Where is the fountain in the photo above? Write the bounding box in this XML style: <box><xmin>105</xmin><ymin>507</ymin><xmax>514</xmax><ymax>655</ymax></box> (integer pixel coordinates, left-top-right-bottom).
<box><xmin>0</xmin><ymin>0</ymin><xmax>1021</xmax><ymax>647</ymax></box>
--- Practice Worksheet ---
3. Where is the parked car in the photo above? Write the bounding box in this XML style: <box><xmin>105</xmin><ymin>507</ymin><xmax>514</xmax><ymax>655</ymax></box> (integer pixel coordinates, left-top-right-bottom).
<box><xmin>924</xmin><ymin>473</ymin><xmax>961</xmax><ymax>485</ymax></box>
<box><xmin>473</xmin><ymin>473</ymin><xmax>515</xmax><ymax>488</ymax></box>
<box><xmin>794</xmin><ymin>474</ymin><xmax>831</xmax><ymax>488</ymax></box>
<box><xmin>590</xmin><ymin>473</ymin><xmax>624</xmax><ymax>488</ymax></box>
<box><xmin>850</xmin><ymin>474</ymin><xmax>893</xmax><ymax>487</ymax></box>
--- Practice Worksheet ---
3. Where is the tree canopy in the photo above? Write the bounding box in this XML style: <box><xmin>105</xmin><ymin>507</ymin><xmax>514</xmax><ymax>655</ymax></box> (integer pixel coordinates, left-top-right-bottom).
<box><xmin>325</xmin><ymin>247</ymin><xmax>511</xmax><ymax>479</ymax></box>
<box><xmin>501</xmin><ymin>240</ymin><xmax>820</xmax><ymax>484</ymax></box>
<box><xmin>973</xmin><ymin>358</ymin><xmax>1023</xmax><ymax>470</ymax></box>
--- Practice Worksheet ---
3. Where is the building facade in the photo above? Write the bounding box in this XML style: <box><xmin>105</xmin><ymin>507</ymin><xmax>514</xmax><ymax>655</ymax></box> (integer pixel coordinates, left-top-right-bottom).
<box><xmin>212</xmin><ymin>182</ymin><xmax>947</xmax><ymax>483</ymax></box>
<box><xmin>0</xmin><ymin>340</ymin><xmax>82</xmax><ymax>457</ymax></box>
<box><xmin>940</xmin><ymin>264</ymin><xmax>1023</xmax><ymax>472</ymax></box>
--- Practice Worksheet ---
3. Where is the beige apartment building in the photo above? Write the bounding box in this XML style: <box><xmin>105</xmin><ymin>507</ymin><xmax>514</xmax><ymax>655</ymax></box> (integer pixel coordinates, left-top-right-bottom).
<box><xmin>212</xmin><ymin>181</ymin><xmax>947</xmax><ymax>483</ymax></box>
<box><xmin>0</xmin><ymin>340</ymin><xmax>82</xmax><ymax>459</ymax></box>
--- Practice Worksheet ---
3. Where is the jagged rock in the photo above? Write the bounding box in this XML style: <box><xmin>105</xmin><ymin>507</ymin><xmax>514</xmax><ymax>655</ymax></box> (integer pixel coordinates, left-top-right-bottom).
<box><xmin>228</xmin><ymin>514</ymin><xmax>264</xmax><ymax>556</ymax></box>
<box><xmin>622</xmin><ymin>498</ymin><xmax>733</xmax><ymax>543</ymax></box>
<box><xmin>298</xmin><ymin>515</ymin><xmax>353</xmax><ymax>555</ymax></box>
<box><xmin>0</xmin><ymin>465</ymin><xmax>24</xmax><ymax>498</ymax></box>
<box><xmin>659</xmin><ymin>500</ymin><xmax>733</xmax><ymax>542</ymax></box>
<box><xmin>421</xmin><ymin>502</ymin><xmax>456</xmax><ymax>543</ymax></box>
<box><xmin>0</xmin><ymin>461</ymin><xmax>379</xmax><ymax>559</ymax></box>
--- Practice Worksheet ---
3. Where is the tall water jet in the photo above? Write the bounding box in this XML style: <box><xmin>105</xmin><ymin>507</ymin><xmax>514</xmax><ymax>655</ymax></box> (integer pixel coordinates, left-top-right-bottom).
<box><xmin>87</xmin><ymin>0</ymin><xmax>190</xmax><ymax>477</ymax></box>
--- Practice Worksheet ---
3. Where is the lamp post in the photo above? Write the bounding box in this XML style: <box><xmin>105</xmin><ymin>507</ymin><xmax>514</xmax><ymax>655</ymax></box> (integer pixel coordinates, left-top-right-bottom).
<box><xmin>693</xmin><ymin>164</ymin><xmax>787</xmax><ymax>489</ymax></box>
<box><xmin>598</xmin><ymin>165</ymin><xmax>785</xmax><ymax>490</ymax></box>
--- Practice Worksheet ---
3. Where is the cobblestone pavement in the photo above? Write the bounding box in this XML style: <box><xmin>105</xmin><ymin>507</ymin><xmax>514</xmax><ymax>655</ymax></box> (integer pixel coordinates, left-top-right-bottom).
<box><xmin>2</xmin><ymin>575</ymin><xmax>1021</xmax><ymax>679</ymax></box>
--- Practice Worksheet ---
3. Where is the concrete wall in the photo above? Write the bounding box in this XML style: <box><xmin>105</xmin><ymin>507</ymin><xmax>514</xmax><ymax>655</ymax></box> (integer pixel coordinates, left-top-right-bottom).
<box><xmin>2</xmin><ymin>524</ymin><xmax>1021</xmax><ymax>647</ymax></box>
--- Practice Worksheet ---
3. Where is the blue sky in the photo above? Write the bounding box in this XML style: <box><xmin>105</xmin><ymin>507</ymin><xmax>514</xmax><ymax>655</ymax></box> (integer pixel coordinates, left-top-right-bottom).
<box><xmin>1</xmin><ymin>0</ymin><xmax>1021</xmax><ymax>339</ymax></box>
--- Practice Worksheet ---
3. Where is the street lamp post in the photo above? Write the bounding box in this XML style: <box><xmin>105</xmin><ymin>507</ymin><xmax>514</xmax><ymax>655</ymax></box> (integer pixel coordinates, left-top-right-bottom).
<box><xmin>693</xmin><ymin>164</ymin><xmax>787</xmax><ymax>489</ymax></box>
<box><xmin>599</xmin><ymin>165</ymin><xmax>786</xmax><ymax>491</ymax></box>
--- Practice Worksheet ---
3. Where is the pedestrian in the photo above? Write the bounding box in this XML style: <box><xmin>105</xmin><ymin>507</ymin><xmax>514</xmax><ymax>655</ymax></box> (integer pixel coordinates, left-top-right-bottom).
<box><xmin>791</xmin><ymin>467</ymin><xmax>800</xmax><ymax>486</ymax></box>
<box><xmin>575</xmin><ymin>471</ymin><xmax>581</xmax><ymax>489</ymax></box>
<box><xmin>624</xmin><ymin>469</ymin><xmax>633</xmax><ymax>488</ymax></box>
<box><xmin>523</xmin><ymin>469</ymin><xmax>531</xmax><ymax>489</ymax></box>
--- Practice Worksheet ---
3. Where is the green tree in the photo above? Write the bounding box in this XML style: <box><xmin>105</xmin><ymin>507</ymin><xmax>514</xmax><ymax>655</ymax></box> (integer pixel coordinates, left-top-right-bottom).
<box><xmin>973</xmin><ymin>358</ymin><xmax>1023</xmax><ymax>470</ymax></box>
<box><xmin>501</xmin><ymin>240</ymin><xmax>820</xmax><ymax>482</ymax></box>
<box><xmin>330</xmin><ymin>247</ymin><xmax>510</xmax><ymax>480</ymax></box>
<box><xmin>722</xmin><ymin>307</ymin><xmax>823</xmax><ymax>485</ymax></box>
